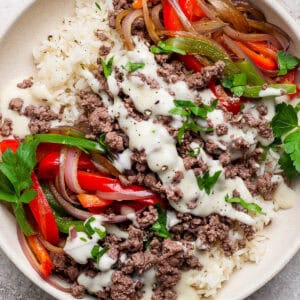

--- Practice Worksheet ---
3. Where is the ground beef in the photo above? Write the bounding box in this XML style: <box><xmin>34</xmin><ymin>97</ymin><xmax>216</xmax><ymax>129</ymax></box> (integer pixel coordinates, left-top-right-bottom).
<box><xmin>172</xmin><ymin>171</ymin><xmax>184</xmax><ymax>184</ymax></box>
<box><xmin>225</xmin><ymin>158</ymin><xmax>258</xmax><ymax>180</ymax></box>
<box><xmin>95</xmin><ymin>30</ymin><xmax>108</xmax><ymax>41</ymax></box>
<box><xmin>256</xmin><ymin>172</ymin><xmax>278</xmax><ymax>200</ymax></box>
<box><xmin>17</xmin><ymin>78</ymin><xmax>33</xmax><ymax>89</ymax></box>
<box><xmin>132</xmin><ymin>73</ymin><xmax>160</xmax><ymax>89</ymax></box>
<box><xmin>88</xmin><ymin>106</ymin><xmax>114</xmax><ymax>133</ymax></box>
<box><xmin>183</xmin><ymin>157</ymin><xmax>208</xmax><ymax>175</ymax></box>
<box><xmin>71</xmin><ymin>284</ymin><xmax>86</xmax><ymax>299</ymax></box>
<box><xmin>152</xmin><ymin>288</ymin><xmax>177</xmax><ymax>300</ymax></box>
<box><xmin>110</xmin><ymin>271</ymin><xmax>143</xmax><ymax>300</ymax></box>
<box><xmin>78</xmin><ymin>90</ymin><xmax>103</xmax><ymax>113</ymax></box>
<box><xmin>9</xmin><ymin>98</ymin><xmax>24</xmax><ymax>112</ymax></box>
<box><xmin>165</xmin><ymin>186</ymin><xmax>183</xmax><ymax>202</ymax></box>
<box><xmin>99</xmin><ymin>44</ymin><xmax>111</xmax><ymax>56</ymax></box>
<box><xmin>257</xmin><ymin>120</ymin><xmax>273</xmax><ymax>139</ymax></box>
<box><xmin>123</xmin><ymin>97</ymin><xmax>146</xmax><ymax>121</ymax></box>
<box><xmin>257</xmin><ymin>104</ymin><xmax>268</xmax><ymax>116</ymax></box>
<box><xmin>216</xmin><ymin>124</ymin><xmax>228</xmax><ymax>136</ymax></box>
<box><xmin>156</xmin><ymin>262</ymin><xmax>181</xmax><ymax>288</ymax></box>
<box><xmin>157</xmin><ymin>60</ymin><xmax>186</xmax><ymax>84</ymax></box>
<box><xmin>219</xmin><ymin>152</ymin><xmax>231</xmax><ymax>166</ymax></box>
<box><xmin>0</xmin><ymin>115</ymin><xmax>13</xmax><ymax>137</ymax></box>
<box><xmin>105</xmin><ymin>131</ymin><xmax>125</xmax><ymax>152</ymax></box>
<box><xmin>186</xmin><ymin>61</ymin><xmax>225</xmax><ymax>90</ymax></box>
<box><xmin>119</xmin><ymin>225</ymin><xmax>144</xmax><ymax>252</ymax></box>
<box><xmin>122</xmin><ymin>251</ymin><xmax>156</xmax><ymax>275</ymax></box>
<box><xmin>205</xmin><ymin>139</ymin><xmax>220</xmax><ymax>154</ymax></box>
<box><xmin>136</xmin><ymin>206</ymin><xmax>158</xmax><ymax>228</ymax></box>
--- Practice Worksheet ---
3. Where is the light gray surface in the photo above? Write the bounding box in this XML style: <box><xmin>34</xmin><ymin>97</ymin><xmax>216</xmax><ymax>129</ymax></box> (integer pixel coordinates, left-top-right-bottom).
<box><xmin>0</xmin><ymin>0</ymin><xmax>300</xmax><ymax>299</ymax></box>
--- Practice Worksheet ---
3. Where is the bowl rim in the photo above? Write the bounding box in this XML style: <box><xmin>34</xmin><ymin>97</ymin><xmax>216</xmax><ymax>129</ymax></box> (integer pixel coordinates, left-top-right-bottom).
<box><xmin>0</xmin><ymin>0</ymin><xmax>299</xmax><ymax>299</ymax></box>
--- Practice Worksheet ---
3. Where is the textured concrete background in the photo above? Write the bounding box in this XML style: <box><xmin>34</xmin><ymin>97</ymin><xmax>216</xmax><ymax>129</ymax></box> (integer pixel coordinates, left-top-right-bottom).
<box><xmin>0</xmin><ymin>0</ymin><xmax>299</xmax><ymax>299</ymax></box>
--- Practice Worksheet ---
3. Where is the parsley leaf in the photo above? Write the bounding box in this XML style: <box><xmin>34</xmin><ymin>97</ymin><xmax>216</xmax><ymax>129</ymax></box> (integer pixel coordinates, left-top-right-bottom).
<box><xmin>271</xmin><ymin>103</ymin><xmax>298</xmax><ymax>138</ymax></box>
<box><xmin>279</xmin><ymin>151</ymin><xmax>298</xmax><ymax>180</ymax></box>
<box><xmin>125</xmin><ymin>62</ymin><xmax>145</xmax><ymax>73</ymax></box>
<box><xmin>277</xmin><ymin>50</ymin><xmax>300</xmax><ymax>76</ymax></box>
<box><xmin>91</xmin><ymin>245</ymin><xmax>109</xmax><ymax>264</ymax></box>
<box><xmin>95</xmin><ymin>2</ymin><xmax>101</xmax><ymax>10</ymax></box>
<box><xmin>197</xmin><ymin>171</ymin><xmax>222</xmax><ymax>194</ymax></box>
<box><xmin>151</xmin><ymin>203</ymin><xmax>171</xmax><ymax>238</ymax></box>
<box><xmin>283</xmin><ymin>128</ymin><xmax>300</xmax><ymax>172</ymax></box>
<box><xmin>222</xmin><ymin>73</ymin><xmax>247</xmax><ymax>96</ymax></box>
<box><xmin>150</xmin><ymin>41</ymin><xmax>186</xmax><ymax>55</ymax></box>
<box><xmin>225</xmin><ymin>195</ymin><xmax>266</xmax><ymax>215</ymax></box>
<box><xmin>101</xmin><ymin>57</ymin><xmax>114</xmax><ymax>79</ymax></box>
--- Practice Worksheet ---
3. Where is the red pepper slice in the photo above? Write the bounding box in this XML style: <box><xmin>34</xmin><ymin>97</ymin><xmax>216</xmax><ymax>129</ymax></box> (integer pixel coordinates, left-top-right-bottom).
<box><xmin>0</xmin><ymin>139</ymin><xmax>19</xmax><ymax>153</ymax></box>
<box><xmin>77</xmin><ymin>194</ymin><xmax>113</xmax><ymax>208</ymax></box>
<box><xmin>163</xmin><ymin>0</ymin><xmax>203</xmax><ymax>72</ymax></box>
<box><xmin>178</xmin><ymin>0</ymin><xmax>205</xmax><ymax>21</ymax></box>
<box><xmin>209</xmin><ymin>80</ymin><xmax>242</xmax><ymax>114</ymax></box>
<box><xmin>38</xmin><ymin>151</ymin><xmax>96</xmax><ymax>180</ymax></box>
<box><xmin>235</xmin><ymin>41</ymin><xmax>277</xmax><ymax>71</ymax></box>
<box><xmin>29</xmin><ymin>174</ymin><xmax>60</xmax><ymax>245</ymax></box>
<box><xmin>36</xmin><ymin>143</ymin><xmax>61</xmax><ymax>162</ymax></box>
<box><xmin>27</xmin><ymin>235</ymin><xmax>53</xmax><ymax>278</ymax></box>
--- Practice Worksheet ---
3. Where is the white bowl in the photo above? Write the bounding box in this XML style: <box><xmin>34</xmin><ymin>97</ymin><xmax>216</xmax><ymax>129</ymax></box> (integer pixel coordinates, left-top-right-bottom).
<box><xmin>0</xmin><ymin>1</ymin><xmax>299</xmax><ymax>299</ymax></box>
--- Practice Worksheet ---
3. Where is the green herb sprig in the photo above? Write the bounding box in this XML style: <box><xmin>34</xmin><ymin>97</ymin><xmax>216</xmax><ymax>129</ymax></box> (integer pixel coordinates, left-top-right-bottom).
<box><xmin>277</xmin><ymin>50</ymin><xmax>300</xmax><ymax>76</ymax></box>
<box><xmin>225</xmin><ymin>195</ymin><xmax>266</xmax><ymax>215</ymax></box>
<box><xmin>101</xmin><ymin>57</ymin><xmax>114</xmax><ymax>79</ymax></box>
<box><xmin>151</xmin><ymin>41</ymin><xmax>186</xmax><ymax>55</ymax></box>
<box><xmin>150</xmin><ymin>203</ymin><xmax>171</xmax><ymax>238</ymax></box>
<box><xmin>197</xmin><ymin>171</ymin><xmax>222</xmax><ymax>195</ymax></box>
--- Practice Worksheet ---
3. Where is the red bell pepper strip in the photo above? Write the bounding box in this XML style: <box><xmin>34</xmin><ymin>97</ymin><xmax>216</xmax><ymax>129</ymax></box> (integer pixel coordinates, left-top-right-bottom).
<box><xmin>36</xmin><ymin>143</ymin><xmax>61</xmax><ymax>162</ymax></box>
<box><xmin>132</xmin><ymin>0</ymin><xmax>157</xmax><ymax>9</ymax></box>
<box><xmin>27</xmin><ymin>235</ymin><xmax>53</xmax><ymax>278</ymax></box>
<box><xmin>77</xmin><ymin>171</ymin><xmax>155</xmax><ymax>197</ymax></box>
<box><xmin>178</xmin><ymin>0</ymin><xmax>205</xmax><ymax>21</ymax></box>
<box><xmin>163</xmin><ymin>0</ymin><xmax>203</xmax><ymax>72</ymax></box>
<box><xmin>0</xmin><ymin>139</ymin><xmax>19</xmax><ymax>153</ymax></box>
<box><xmin>235</xmin><ymin>41</ymin><xmax>277</xmax><ymax>71</ymax></box>
<box><xmin>29</xmin><ymin>174</ymin><xmax>60</xmax><ymax>245</ymax></box>
<box><xmin>209</xmin><ymin>80</ymin><xmax>242</xmax><ymax>114</ymax></box>
<box><xmin>38</xmin><ymin>151</ymin><xmax>96</xmax><ymax>180</ymax></box>
<box><xmin>244</xmin><ymin>41</ymin><xmax>278</xmax><ymax>62</ymax></box>
<box><xmin>280</xmin><ymin>70</ymin><xmax>299</xmax><ymax>99</ymax></box>
<box><xmin>77</xmin><ymin>194</ymin><xmax>113</xmax><ymax>208</ymax></box>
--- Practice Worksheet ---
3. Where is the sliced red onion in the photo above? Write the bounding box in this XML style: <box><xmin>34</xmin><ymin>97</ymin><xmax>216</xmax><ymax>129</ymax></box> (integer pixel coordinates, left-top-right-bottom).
<box><xmin>38</xmin><ymin>234</ymin><xmax>64</xmax><ymax>254</ymax></box>
<box><xmin>142</xmin><ymin>0</ymin><xmax>160</xmax><ymax>43</ymax></box>
<box><xmin>17</xmin><ymin>227</ymin><xmax>71</xmax><ymax>293</ymax></box>
<box><xmin>65</xmin><ymin>148</ymin><xmax>85</xmax><ymax>194</ymax></box>
<box><xmin>151</xmin><ymin>4</ymin><xmax>164</xmax><ymax>31</ymax></box>
<box><xmin>96</xmin><ymin>189</ymin><xmax>155</xmax><ymax>201</ymax></box>
<box><xmin>122</xmin><ymin>9</ymin><xmax>143</xmax><ymax>50</ymax></box>
<box><xmin>168</xmin><ymin>0</ymin><xmax>196</xmax><ymax>33</ymax></box>
<box><xmin>104</xmin><ymin>215</ymin><xmax>129</xmax><ymax>224</ymax></box>
<box><xmin>58</xmin><ymin>147</ymin><xmax>79</xmax><ymax>205</ymax></box>
<box><xmin>49</xmin><ymin>181</ymin><xmax>92</xmax><ymax>220</ymax></box>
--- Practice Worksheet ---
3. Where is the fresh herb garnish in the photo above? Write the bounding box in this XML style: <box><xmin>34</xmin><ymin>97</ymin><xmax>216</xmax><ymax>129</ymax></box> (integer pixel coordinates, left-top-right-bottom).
<box><xmin>125</xmin><ymin>62</ymin><xmax>145</xmax><ymax>73</ymax></box>
<box><xmin>270</xmin><ymin>103</ymin><xmax>300</xmax><ymax>179</ymax></box>
<box><xmin>271</xmin><ymin>103</ymin><xmax>298</xmax><ymax>138</ymax></box>
<box><xmin>80</xmin><ymin>237</ymin><xmax>87</xmax><ymax>242</ymax></box>
<box><xmin>221</xmin><ymin>73</ymin><xmax>247</xmax><ymax>97</ymax></box>
<box><xmin>84</xmin><ymin>217</ymin><xmax>96</xmax><ymax>236</ymax></box>
<box><xmin>94</xmin><ymin>228</ymin><xmax>107</xmax><ymax>239</ymax></box>
<box><xmin>277</xmin><ymin>50</ymin><xmax>300</xmax><ymax>76</ymax></box>
<box><xmin>150</xmin><ymin>41</ymin><xmax>186</xmax><ymax>55</ymax></box>
<box><xmin>188</xmin><ymin>147</ymin><xmax>201</xmax><ymax>158</ymax></box>
<box><xmin>197</xmin><ymin>171</ymin><xmax>222</xmax><ymax>195</ymax></box>
<box><xmin>0</xmin><ymin>140</ymin><xmax>39</xmax><ymax>235</ymax></box>
<box><xmin>225</xmin><ymin>195</ymin><xmax>266</xmax><ymax>215</ymax></box>
<box><xmin>101</xmin><ymin>57</ymin><xmax>114</xmax><ymax>79</ymax></box>
<box><xmin>95</xmin><ymin>2</ymin><xmax>101</xmax><ymax>10</ymax></box>
<box><xmin>169</xmin><ymin>100</ymin><xmax>215</xmax><ymax>143</ymax></box>
<box><xmin>91</xmin><ymin>245</ymin><xmax>109</xmax><ymax>263</ymax></box>
<box><xmin>177</xmin><ymin>119</ymin><xmax>213</xmax><ymax>144</ymax></box>
<box><xmin>151</xmin><ymin>203</ymin><xmax>171</xmax><ymax>238</ymax></box>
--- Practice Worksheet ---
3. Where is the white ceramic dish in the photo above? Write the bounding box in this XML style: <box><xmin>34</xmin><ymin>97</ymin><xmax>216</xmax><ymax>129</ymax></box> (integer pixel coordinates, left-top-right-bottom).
<box><xmin>0</xmin><ymin>1</ymin><xmax>299</xmax><ymax>299</ymax></box>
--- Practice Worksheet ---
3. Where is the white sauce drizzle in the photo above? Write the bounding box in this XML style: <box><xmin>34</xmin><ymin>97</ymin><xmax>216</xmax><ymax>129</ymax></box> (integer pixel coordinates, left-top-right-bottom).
<box><xmin>259</xmin><ymin>88</ymin><xmax>283</xmax><ymax>97</ymax></box>
<box><xmin>98</xmin><ymin>252</ymin><xmax>117</xmax><ymax>272</ymax></box>
<box><xmin>113</xmin><ymin>149</ymin><xmax>133</xmax><ymax>172</ymax></box>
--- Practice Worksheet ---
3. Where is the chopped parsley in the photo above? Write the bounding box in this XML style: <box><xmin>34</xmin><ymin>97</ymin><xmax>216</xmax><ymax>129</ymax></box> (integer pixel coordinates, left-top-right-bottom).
<box><xmin>95</xmin><ymin>2</ymin><xmax>101</xmax><ymax>11</ymax></box>
<box><xmin>101</xmin><ymin>56</ymin><xmax>114</xmax><ymax>79</ymax></box>
<box><xmin>277</xmin><ymin>50</ymin><xmax>300</xmax><ymax>76</ymax></box>
<box><xmin>150</xmin><ymin>203</ymin><xmax>171</xmax><ymax>238</ymax></box>
<box><xmin>91</xmin><ymin>245</ymin><xmax>109</xmax><ymax>263</ymax></box>
<box><xmin>270</xmin><ymin>102</ymin><xmax>300</xmax><ymax>179</ymax></box>
<box><xmin>150</xmin><ymin>41</ymin><xmax>186</xmax><ymax>55</ymax></box>
<box><xmin>169</xmin><ymin>100</ymin><xmax>216</xmax><ymax>143</ymax></box>
<box><xmin>221</xmin><ymin>73</ymin><xmax>247</xmax><ymax>97</ymax></box>
<box><xmin>84</xmin><ymin>217</ymin><xmax>106</xmax><ymax>239</ymax></box>
<box><xmin>80</xmin><ymin>237</ymin><xmax>88</xmax><ymax>242</ymax></box>
<box><xmin>125</xmin><ymin>62</ymin><xmax>145</xmax><ymax>73</ymax></box>
<box><xmin>197</xmin><ymin>171</ymin><xmax>222</xmax><ymax>195</ymax></box>
<box><xmin>188</xmin><ymin>147</ymin><xmax>201</xmax><ymax>158</ymax></box>
<box><xmin>225</xmin><ymin>195</ymin><xmax>266</xmax><ymax>215</ymax></box>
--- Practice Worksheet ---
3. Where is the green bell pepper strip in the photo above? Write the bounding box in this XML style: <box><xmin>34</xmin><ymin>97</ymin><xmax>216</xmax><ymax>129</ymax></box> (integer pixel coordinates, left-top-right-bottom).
<box><xmin>41</xmin><ymin>183</ymin><xmax>86</xmax><ymax>234</ymax></box>
<box><xmin>243</xmin><ymin>84</ymin><xmax>297</xmax><ymax>98</ymax></box>
<box><xmin>54</xmin><ymin>213</ymin><xmax>86</xmax><ymax>234</ymax></box>
<box><xmin>25</xmin><ymin>134</ymin><xmax>105</xmax><ymax>154</ymax></box>
<box><xmin>235</xmin><ymin>60</ymin><xmax>265</xmax><ymax>86</ymax></box>
<box><xmin>164</xmin><ymin>37</ymin><xmax>240</xmax><ymax>75</ymax></box>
